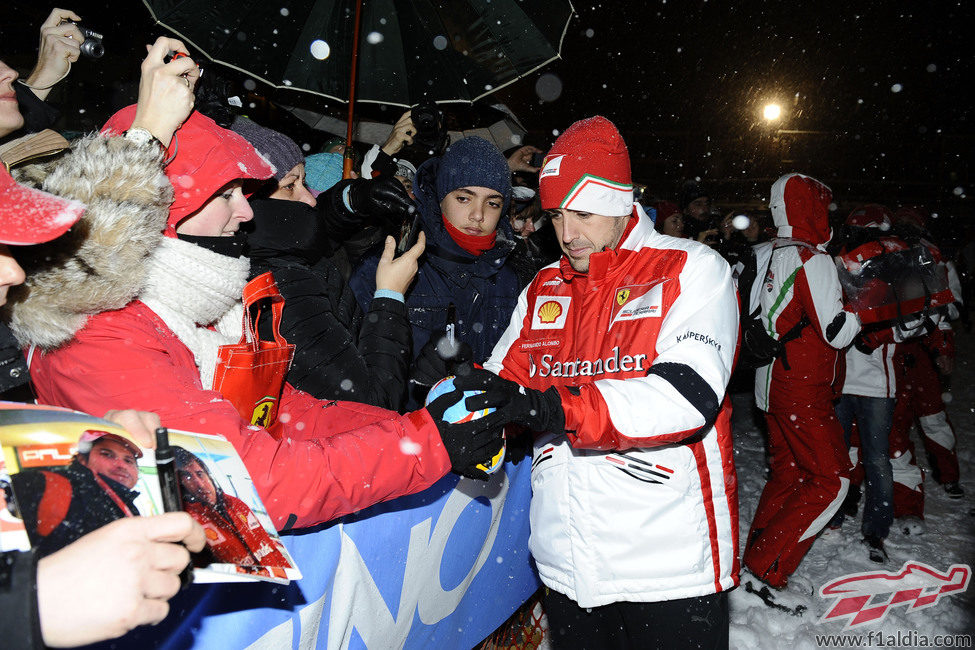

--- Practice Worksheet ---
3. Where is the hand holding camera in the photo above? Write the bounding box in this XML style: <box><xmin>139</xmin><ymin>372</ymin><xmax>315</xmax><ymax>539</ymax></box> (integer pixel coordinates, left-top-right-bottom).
<box><xmin>382</xmin><ymin>110</ymin><xmax>417</xmax><ymax>156</ymax></box>
<box><xmin>376</xmin><ymin>231</ymin><xmax>426</xmax><ymax>296</ymax></box>
<box><xmin>23</xmin><ymin>9</ymin><xmax>90</xmax><ymax>99</ymax></box>
<box><xmin>129</xmin><ymin>37</ymin><xmax>200</xmax><ymax>148</ymax></box>
<box><xmin>507</xmin><ymin>145</ymin><xmax>544</xmax><ymax>173</ymax></box>
<box><xmin>407</xmin><ymin>101</ymin><xmax>449</xmax><ymax>157</ymax></box>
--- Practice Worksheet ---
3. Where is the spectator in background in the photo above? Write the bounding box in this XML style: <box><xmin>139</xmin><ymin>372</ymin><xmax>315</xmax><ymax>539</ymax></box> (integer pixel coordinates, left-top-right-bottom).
<box><xmin>742</xmin><ymin>212</ymin><xmax>769</xmax><ymax>244</ymax></box>
<box><xmin>889</xmin><ymin>205</ymin><xmax>965</xmax><ymax>500</ymax></box>
<box><xmin>351</xmin><ymin>136</ymin><xmax>521</xmax><ymax>407</ymax></box>
<box><xmin>305</xmin><ymin>150</ymin><xmax>346</xmax><ymax>196</ymax></box>
<box><xmin>744</xmin><ymin>173</ymin><xmax>862</xmax><ymax>589</ymax></box>
<box><xmin>647</xmin><ymin>199</ymin><xmax>684</xmax><ymax>237</ymax></box>
<box><xmin>236</xmin><ymin>118</ymin><xmax>423</xmax><ymax>410</ymax></box>
<box><xmin>679</xmin><ymin>179</ymin><xmax>717</xmax><ymax>244</ymax></box>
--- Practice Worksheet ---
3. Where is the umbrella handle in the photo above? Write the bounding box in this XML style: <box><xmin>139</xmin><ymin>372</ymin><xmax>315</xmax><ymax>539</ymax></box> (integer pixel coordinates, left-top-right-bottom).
<box><xmin>343</xmin><ymin>0</ymin><xmax>364</xmax><ymax>179</ymax></box>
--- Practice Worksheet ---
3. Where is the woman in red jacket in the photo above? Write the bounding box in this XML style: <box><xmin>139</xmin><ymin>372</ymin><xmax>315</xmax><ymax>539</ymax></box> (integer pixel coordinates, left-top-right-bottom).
<box><xmin>7</xmin><ymin>51</ymin><xmax>504</xmax><ymax>534</ymax></box>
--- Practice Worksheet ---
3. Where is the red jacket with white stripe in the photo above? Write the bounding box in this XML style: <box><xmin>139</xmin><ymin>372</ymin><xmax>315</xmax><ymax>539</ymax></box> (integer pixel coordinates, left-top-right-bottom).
<box><xmin>754</xmin><ymin>174</ymin><xmax>861</xmax><ymax>411</ymax></box>
<box><xmin>484</xmin><ymin>206</ymin><xmax>739</xmax><ymax>607</ymax></box>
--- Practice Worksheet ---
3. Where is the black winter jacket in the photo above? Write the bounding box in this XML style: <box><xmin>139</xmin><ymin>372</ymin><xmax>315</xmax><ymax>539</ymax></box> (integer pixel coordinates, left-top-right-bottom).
<box><xmin>247</xmin><ymin>199</ymin><xmax>412</xmax><ymax>411</ymax></box>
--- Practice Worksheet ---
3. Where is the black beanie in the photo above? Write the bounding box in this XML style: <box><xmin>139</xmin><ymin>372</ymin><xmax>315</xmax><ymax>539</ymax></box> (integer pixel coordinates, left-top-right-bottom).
<box><xmin>679</xmin><ymin>180</ymin><xmax>710</xmax><ymax>211</ymax></box>
<box><xmin>435</xmin><ymin>137</ymin><xmax>512</xmax><ymax>214</ymax></box>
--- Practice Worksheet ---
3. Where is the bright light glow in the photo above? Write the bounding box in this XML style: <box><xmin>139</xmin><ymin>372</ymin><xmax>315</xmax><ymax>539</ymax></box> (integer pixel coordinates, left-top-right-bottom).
<box><xmin>763</xmin><ymin>103</ymin><xmax>782</xmax><ymax>121</ymax></box>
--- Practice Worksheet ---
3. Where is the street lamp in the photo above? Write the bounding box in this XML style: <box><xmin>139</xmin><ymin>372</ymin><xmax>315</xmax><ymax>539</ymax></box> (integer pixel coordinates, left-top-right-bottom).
<box><xmin>763</xmin><ymin>103</ymin><xmax>782</xmax><ymax>122</ymax></box>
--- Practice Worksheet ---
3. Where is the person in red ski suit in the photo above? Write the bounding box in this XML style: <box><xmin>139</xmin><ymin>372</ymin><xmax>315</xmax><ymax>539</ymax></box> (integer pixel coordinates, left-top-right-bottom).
<box><xmin>745</xmin><ymin>173</ymin><xmax>861</xmax><ymax>589</ymax></box>
<box><xmin>890</xmin><ymin>206</ymin><xmax>964</xmax><ymax>502</ymax></box>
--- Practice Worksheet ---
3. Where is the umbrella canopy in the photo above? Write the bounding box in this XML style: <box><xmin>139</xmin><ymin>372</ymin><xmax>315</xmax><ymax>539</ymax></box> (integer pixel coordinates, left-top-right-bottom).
<box><xmin>142</xmin><ymin>0</ymin><xmax>575</xmax><ymax>107</ymax></box>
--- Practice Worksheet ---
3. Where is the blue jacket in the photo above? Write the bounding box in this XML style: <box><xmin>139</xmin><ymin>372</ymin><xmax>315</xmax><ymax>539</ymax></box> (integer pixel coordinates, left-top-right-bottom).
<box><xmin>350</xmin><ymin>156</ymin><xmax>522</xmax><ymax>373</ymax></box>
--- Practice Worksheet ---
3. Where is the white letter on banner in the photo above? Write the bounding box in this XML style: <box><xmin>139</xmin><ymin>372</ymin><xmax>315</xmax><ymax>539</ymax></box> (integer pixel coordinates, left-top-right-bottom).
<box><xmin>415</xmin><ymin>473</ymin><xmax>509</xmax><ymax>623</ymax></box>
<box><xmin>327</xmin><ymin>522</ymin><xmax>414</xmax><ymax>649</ymax></box>
<box><xmin>324</xmin><ymin>473</ymin><xmax>509</xmax><ymax>648</ymax></box>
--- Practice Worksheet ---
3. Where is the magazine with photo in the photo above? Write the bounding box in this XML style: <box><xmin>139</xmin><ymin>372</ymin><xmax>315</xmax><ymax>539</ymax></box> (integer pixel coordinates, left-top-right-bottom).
<box><xmin>0</xmin><ymin>401</ymin><xmax>301</xmax><ymax>584</ymax></box>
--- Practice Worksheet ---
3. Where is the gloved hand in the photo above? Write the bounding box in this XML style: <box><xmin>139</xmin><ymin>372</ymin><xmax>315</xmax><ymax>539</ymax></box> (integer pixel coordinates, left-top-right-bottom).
<box><xmin>349</xmin><ymin>176</ymin><xmax>415</xmax><ymax>222</ymax></box>
<box><xmin>411</xmin><ymin>333</ymin><xmax>474</xmax><ymax>387</ymax></box>
<box><xmin>453</xmin><ymin>368</ymin><xmax>565</xmax><ymax>434</ymax></box>
<box><xmin>425</xmin><ymin>388</ymin><xmax>506</xmax><ymax>480</ymax></box>
<box><xmin>853</xmin><ymin>333</ymin><xmax>879</xmax><ymax>355</ymax></box>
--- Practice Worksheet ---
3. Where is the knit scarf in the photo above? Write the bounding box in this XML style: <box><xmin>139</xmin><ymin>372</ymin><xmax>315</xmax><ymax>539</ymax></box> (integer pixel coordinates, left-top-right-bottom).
<box><xmin>442</xmin><ymin>214</ymin><xmax>497</xmax><ymax>256</ymax></box>
<box><xmin>139</xmin><ymin>236</ymin><xmax>250</xmax><ymax>390</ymax></box>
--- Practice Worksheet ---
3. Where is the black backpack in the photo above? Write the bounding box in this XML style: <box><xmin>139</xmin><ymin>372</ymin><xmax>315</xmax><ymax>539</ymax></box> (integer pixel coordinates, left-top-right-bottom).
<box><xmin>736</xmin><ymin>245</ymin><xmax>808</xmax><ymax>370</ymax></box>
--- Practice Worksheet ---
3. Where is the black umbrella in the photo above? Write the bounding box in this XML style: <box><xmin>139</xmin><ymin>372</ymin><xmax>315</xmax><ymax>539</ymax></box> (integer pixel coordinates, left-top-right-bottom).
<box><xmin>142</xmin><ymin>0</ymin><xmax>575</xmax><ymax>107</ymax></box>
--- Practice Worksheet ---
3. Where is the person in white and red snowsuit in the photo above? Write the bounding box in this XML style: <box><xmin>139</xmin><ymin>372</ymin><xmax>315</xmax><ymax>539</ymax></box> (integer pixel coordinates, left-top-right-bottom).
<box><xmin>890</xmin><ymin>206</ymin><xmax>965</xmax><ymax>502</ymax></box>
<box><xmin>453</xmin><ymin>116</ymin><xmax>740</xmax><ymax>648</ymax></box>
<box><xmin>745</xmin><ymin>173</ymin><xmax>861</xmax><ymax>589</ymax></box>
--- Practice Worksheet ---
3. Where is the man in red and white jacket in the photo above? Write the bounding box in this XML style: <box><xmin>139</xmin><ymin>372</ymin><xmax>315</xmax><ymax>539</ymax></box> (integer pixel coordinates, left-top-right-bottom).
<box><xmin>745</xmin><ymin>174</ymin><xmax>862</xmax><ymax>588</ymax></box>
<box><xmin>454</xmin><ymin>117</ymin><xmax>739</xmax><ymax>648</ymax></box>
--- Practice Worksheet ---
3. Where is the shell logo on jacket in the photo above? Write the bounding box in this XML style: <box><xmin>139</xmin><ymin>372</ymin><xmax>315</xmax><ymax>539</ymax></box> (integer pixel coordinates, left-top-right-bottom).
<box><xmin>531</xmin><ymin>296</ymin><xmax>570</xmax><ymax>329</ymax></box>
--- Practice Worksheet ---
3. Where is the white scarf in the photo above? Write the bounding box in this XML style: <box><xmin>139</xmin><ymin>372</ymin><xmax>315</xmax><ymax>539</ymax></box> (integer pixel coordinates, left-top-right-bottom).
<box><xmin>139</xmin><ymin>237</ymin><xmax>250</xmax><ymax>390</ymax></box>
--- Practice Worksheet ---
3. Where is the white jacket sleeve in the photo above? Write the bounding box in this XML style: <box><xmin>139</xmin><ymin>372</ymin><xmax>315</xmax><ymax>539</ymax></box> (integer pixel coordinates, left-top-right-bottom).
<box><xmin>558</xmin><ymin>249</ymin><xmax>739</xmax><ymax>449</ymax></box>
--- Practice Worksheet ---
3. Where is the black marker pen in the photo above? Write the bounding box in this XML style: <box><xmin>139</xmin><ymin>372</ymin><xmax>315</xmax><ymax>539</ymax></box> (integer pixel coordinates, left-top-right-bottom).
<box><xmin>155</xmin><ymin>427</ymin><xmax>193</xmax><ymax>588</ymax></box>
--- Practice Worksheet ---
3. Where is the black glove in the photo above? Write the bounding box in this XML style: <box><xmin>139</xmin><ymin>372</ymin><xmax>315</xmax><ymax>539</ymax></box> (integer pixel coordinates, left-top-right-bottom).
<box><xmin>425</xmin><ymin>388</ymin><xmax>507</xmax><ymax>480</ymax></box>
<box><xmin>453</xmin><ymin>368</ymin><xmax>565</xmax><ymax>434</ymax></box>
<box><xmin>411</xmin><ymin>333</ymin><xmax>474</xmax><ymax>387</ymax></box>
<box><xmin>853</xmin><ymin>333</ymin><xmax>878</xmax><ymax>356</ymax></box>
<box><xmin>349</xmin><ymin>176</ymin><xmax>416</xmax><ymax>223</ymax></box>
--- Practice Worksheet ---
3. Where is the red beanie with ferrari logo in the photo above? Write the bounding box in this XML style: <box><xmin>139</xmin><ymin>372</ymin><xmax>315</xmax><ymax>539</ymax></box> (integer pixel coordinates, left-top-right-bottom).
<box><xmin>539</xmin><ymin>116</ymin><xmax>633</xmax><ymax>216</ymax></box>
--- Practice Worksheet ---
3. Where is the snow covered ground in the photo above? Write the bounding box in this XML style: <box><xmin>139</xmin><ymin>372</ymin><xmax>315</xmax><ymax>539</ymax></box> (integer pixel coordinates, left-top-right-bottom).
<box><xmin>729</xmin><ymin>329</ymin><xmax>975</xmax><ymax>649</ymax></box>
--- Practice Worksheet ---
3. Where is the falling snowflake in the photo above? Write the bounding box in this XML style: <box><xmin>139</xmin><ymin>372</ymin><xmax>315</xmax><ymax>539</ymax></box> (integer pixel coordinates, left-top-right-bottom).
<box><xmin>310</xmin><ymin>40</ymin><xmax>330</xmax><ymax>60</ymax></box>
<box><xmin>399</xmin><ymin>437</ymin><xmax>422</xmax><ymax>455</ymax></box>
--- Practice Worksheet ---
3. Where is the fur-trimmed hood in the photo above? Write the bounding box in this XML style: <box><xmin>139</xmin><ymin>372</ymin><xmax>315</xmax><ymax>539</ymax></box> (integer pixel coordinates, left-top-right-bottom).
<box><xmin>2</xmin><ymin>134</ymin><xmax>171</xmax><ymax>350</ymax></box>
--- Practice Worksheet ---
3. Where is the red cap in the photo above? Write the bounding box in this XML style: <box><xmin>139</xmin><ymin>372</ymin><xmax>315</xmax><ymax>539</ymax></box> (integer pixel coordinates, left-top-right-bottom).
<box><xmin>539</xmin><ymin>116</ymin><xmax>633</xmax><ymax>216</ymax></box>
<box><xmin>648</xmin><ymin>200</ymin><xmax>680</xmax><ymax>222</ymax></box>
<box><xmin>846</xmin><ymin>204</ymin><xmax>892</xmax><ymax>229</ymax></box>
<box><xmin>0</xmin><ymin>165</ymin><xmax>85</xmax><ymax>245</ymax></box>
<box><xmin>77</xmin><ymin>429</ymin><xmax>143</xmax><ymax>459</ymax></box>
<box><xmin>102</xmin><ymin>106</ymin><xmax>273</xmax><ymax>236</ymax></box>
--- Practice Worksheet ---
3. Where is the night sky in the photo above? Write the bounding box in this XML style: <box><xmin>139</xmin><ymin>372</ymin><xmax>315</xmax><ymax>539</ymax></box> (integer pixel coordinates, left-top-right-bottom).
<box><xmin>5</xmin><ymin>1</ymin><xmax>973</xmax><ymax>223</ymax></box>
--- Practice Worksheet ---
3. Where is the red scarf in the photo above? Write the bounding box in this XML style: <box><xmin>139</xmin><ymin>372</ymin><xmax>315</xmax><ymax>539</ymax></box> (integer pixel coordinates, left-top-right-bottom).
<box><xmin>442</xmin><ymin>214</ymin><xmax>496</xmax><ymax>256</ymax></box>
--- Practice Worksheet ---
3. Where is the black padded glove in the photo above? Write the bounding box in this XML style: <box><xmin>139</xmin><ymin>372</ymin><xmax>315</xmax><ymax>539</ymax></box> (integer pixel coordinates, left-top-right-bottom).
<box><xmin>349</xmin><ymin>176</ymin><xmax>416</xmax><ymax>223</ymax></box>
<box><xmin>411</xmin><ymin>333</ymin><xmax>474</xmax><ymax>387</ymax></box>
<box><xmin>425</xmin><ymin>388</ymin><xmax>507</xmax><ymax>480</ymax></box>
<box><xmin>453</xmin><ymin>368</ymin><xmax>565</xmax><ymax>434</ymax></box>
